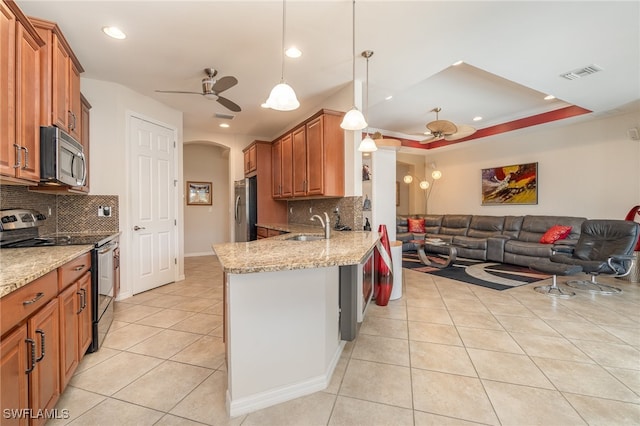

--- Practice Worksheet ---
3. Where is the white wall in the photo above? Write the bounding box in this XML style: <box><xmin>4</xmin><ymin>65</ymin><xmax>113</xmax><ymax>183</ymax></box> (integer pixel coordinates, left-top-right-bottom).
<box><xmin>184</xmin><ymin>144</ymin><xmax>229</xmax><ymax>256</ymax></box>
<box><xmin>81</xmin><ymin>78</ymin><xmax>183</xmax><ymax>299</ymax></box>
<box><xmin>396</xmin><ymin>163</ymin><xmax>410</xmax><ymax>215</ymax></box>
<box><xmin>397</xmin><ymin>153</ymin><xmax>427</xmax><ymax>215</ymax></box>
<box><xmin>410</xmin><ymin>110</ymin><xmax>640</xmax><ymax>219</ymax></box>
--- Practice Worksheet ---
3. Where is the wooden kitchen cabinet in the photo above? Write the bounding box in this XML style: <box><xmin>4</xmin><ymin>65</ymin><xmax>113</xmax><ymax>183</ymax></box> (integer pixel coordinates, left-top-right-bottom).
<box><xmin>243</xmin><ymin>140</ymin><xmax>287</xmax><ymax>224</ymax></box>
<box><xmin>30</xmin><ymin>17</ymin><xmax>84</xmax><ymax>141</ymax></box>
<box><xmin>292</xmin><ymin>124</ymin><xmax>307</xmax><ymax>196</ymax></box>
<box><xmin>0</xmin><ymin>0</ymin><xmax>44</xmax><ymax>184</ymax></box>
<box><xmin>58</xmin><ymin>271</ymin><xmax>91</xmax><ymax>389</ymax></box>
<box><xmin>58</xmin><ymin>283</ymin><xmax>79</xmax><ymax>389</ymax></box>
<box><xmin>28</xmin><ymin>298</ymin><xmax>61</xmax><ymax>426</ymax></box>
<box><xmin>0</xmin><ymin>324</ymin><xmax>29</xmax><ymax>426</ymax></box>
<box><xmin>281</xmin><ymin>134</ymin><xmax>293</xmax><ymax>198</ymax></box>
<box><xmin>243</xmin><ymin>143</ymin><xmax>257</xmax><ymax>176</ymax></box>
<box><xmin>0</xmin><ymin>249</ymin><xmax>92</xmax><ymax>425</ymax></box>
<box><xmin>0</xmin><ymin>270</ymin><xmax>60</xmax><ymax>426</ymax></box>
<box><xmin>271</xmin><ymin>138</ymin><xmax>282</xmax><ymax>197</ymax></box>
<box><xmin>271</xmin><ymin>109</ymin><xmax>344</xmax><ymax>199</ymax></box>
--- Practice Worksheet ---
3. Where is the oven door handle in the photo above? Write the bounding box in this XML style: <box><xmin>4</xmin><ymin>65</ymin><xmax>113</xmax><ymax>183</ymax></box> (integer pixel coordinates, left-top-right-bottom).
<box><xmin>98</xmin><ymin>242</ymin><xmax>118</xmax><ymax>254</ymax></box>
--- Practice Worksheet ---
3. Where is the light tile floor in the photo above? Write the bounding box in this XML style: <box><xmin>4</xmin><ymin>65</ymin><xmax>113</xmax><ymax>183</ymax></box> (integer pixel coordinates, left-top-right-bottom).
<box><xmin>53</xmin><ymin>255</ymin><xmax>640</xmax><ymax>425</ymax></box>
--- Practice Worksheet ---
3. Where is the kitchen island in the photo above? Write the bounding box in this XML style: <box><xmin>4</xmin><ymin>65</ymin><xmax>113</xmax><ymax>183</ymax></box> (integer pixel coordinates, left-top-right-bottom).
<box><xmin>213</xmin><ymin>230</ymin><xmax>379</xmax><ymax>417</ymax></box>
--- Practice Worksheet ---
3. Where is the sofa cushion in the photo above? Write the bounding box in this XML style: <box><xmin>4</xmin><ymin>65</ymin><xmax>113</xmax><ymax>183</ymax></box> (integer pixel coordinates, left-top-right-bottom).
<box><xmin>539</xmin><ymin>225</ymin><xmax>572</xmax><ymax>244</ymax></box>
<box><xmin>467</xmin><ymin>215</ymin><xmax>505</xmax><ymax>239</ymax></box>
<box><xmin>453</xmin><ymin>235</ymin><xmax>488</xmax><ymax>250</ymax></box>
<box><xmin>504</xmin><ymin>240</ymin><xmax>555</xmax><ymax>258</ymax></box>
<box><xmin>408</xmin><ymin>218</ymin><xmax>426</xmax><ymax>233</ymax></box>
<box><xmin>518</xmin><ymin>215</ymin><xmax>586</xmax><ymax>243</ymax></box>
<box><xmin>439</xmin><ymin>215</ymin><xmax>472</xmax><ymax>236</ymax></box>
<box><xmin>422</xmin><ymin>215</ymin><xmax>444</xmax><ymax>234</ymax></box>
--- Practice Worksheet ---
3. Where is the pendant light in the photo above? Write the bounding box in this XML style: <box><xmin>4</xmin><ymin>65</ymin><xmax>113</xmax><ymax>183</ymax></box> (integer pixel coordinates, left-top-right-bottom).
<box><xmin>358</xmin><ymin>50</ymin><xmax>377</xmax><ymax>152</ymax></box>
<box><xmin>265</xmin><ymin>0</ymin><xmax>300</xmax><ymax>111</ymax></box>
<box><xmin>340</xmin><ymin>0</ymin><xmax>367</xmax><ymax>130</ymax></box>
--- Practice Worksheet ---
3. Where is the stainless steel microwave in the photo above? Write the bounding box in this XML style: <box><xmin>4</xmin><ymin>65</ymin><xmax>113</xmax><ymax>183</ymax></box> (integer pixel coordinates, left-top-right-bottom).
<box><xmin>40</xmin><ymin>126</ymin><xmax>86</xmax><ymax>187</ymax></box>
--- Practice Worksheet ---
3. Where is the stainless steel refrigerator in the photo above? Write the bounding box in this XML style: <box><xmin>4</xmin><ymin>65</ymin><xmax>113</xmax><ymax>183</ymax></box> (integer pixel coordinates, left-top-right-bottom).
<box><xmin>234</xmin><ymin>177</ymin><xmax>257</xmax><ymax>242</ymax></box>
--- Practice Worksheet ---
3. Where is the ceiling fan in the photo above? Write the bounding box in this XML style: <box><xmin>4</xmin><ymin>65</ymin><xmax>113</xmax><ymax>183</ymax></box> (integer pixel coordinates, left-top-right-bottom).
<box><xmin>155</xmin><ymin>68</ymin><xmax>241</xmax><ymax>112</ymax></box>
<box><xmin>420</xmin><ymin>107</ymin><xmax>476</xmax><ymax>143</ymax></box>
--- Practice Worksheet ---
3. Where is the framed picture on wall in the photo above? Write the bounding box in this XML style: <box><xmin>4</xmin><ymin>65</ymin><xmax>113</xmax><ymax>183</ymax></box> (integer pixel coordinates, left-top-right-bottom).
<box><xmin>481</xmin><ymin>162</ymin><xmax>538</xmax><ymax>205</ymax></box>
<box><xmin>187</xmin><ymin>181</ymin><xmax>212</xmax><ymax>205</ymax></box>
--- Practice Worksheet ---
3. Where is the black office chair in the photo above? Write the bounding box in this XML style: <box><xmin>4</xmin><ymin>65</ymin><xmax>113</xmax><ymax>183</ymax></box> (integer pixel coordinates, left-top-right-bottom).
<box><xmin>545</xmin><ymin>220</ymin><xmax>640</xmax><ymax>295</ymax></box>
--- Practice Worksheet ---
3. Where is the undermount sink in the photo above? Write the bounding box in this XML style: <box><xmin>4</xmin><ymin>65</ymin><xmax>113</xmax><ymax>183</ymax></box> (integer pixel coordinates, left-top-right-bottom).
<box><xmin>286</xmin><ymin>234</ymin><xmax>325</xmax><ymax>242</ymax></box>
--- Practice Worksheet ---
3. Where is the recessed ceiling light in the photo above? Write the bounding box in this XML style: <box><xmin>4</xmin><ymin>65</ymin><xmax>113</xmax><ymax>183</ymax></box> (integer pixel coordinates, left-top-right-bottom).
<box><xmin>452</xmin><ymin>60</ymin><xmax>463</xmax><ymax>66</ymax></box>
<box><xmin>285</xmin><ymin>47</ymin><xmax>302</xmax><ymax>58</ymax></box>
<box><xmin>473</xmin><ymin>116</ymin><xmax>483</xmax><ymax>122</ymax></box>
<box><xmin>102</xmin><ymin>26</ymin><xmax>126</xmax><ymax>39</ymax></box>
<box><xmin>385</xmin><ymin>95</ymin><xmax>393</xmax><ymax>101</ymax></box>
<box><xmin>219</xmin><ymin>123</ymin><xmax>230</xmax><ymax>128</ymax></box>
<box><xmin>544</xmin><ymin>94</ymin><xmax>556</xmax><ymax>100</ymax></box>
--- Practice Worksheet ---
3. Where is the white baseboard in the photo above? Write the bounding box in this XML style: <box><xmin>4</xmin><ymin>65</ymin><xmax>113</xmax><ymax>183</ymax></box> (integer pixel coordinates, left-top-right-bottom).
<box><xmin>185</xmin><ymin>250</ymin><xmax>215</xmax><ymax>257</ymax></box>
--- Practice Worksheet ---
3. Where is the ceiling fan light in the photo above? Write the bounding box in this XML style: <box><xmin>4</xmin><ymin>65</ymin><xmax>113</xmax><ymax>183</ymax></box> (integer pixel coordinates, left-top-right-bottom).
<box><xmin>265</xmin><ymin>82</ymin><xmax>300</xmax><ymax>111</ymax></box>
<box><xmin>419</xmin><ymin>180</ymin><xmax>430</xmax><ymax>190</ymax></box>
<box><xmin>432</xmin><ymin>170</ymin><xmax>443</xmax><ymax>180</ymax></box>
<box><xmin>340</xmin><ymin>108</ymin><xmax>367</xmax><ymax>130</ymax></box>
<box><xmin>358</xmin><ymin>134</ymin><xmax>377</xmax><ymax>152</ymax></box>
<box><xmin>403</xmin><ymin>175</ymin><xmax>413</xmax><ymax>184</ymax></box>
<box><xmin>203</xmin><ymin>93</ymin><xmax>218</xmax><ymax>101</ymax></box>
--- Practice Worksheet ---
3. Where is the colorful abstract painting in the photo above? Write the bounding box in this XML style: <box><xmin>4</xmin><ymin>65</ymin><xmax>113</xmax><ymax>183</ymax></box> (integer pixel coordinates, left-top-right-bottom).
<box><xmin>481</xmin><ymin>162</ymin><xmax>538</xmax><ymax>205</ymax></box>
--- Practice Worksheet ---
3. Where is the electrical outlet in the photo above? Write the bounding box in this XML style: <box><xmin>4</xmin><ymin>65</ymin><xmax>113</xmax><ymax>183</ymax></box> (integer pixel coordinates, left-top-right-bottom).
<box><xmin>98</xmin><ymin>206</ymin><xmax>112</xmax><ymax>217</ymax></box>
<box><xmin>309</xmin><ymin>207</ymin><xmax>313</xmax><ymax>214</ymax></box>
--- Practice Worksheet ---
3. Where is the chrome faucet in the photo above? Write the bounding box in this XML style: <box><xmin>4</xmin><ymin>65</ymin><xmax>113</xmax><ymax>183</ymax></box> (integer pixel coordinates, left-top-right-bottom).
<box><xmin>311</xmin><ymin>212</ymin><xmax>331</xmax><ymax>239</ymax></box>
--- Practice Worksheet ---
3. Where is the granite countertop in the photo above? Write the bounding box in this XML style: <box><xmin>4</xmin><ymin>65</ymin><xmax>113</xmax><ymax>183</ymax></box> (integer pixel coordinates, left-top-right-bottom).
<box><xmin>0</xmin><ymin>245</ymin><xmax>94</xmax><ymax>298</ymax></box>
<box><xmin>214</xmin><ymin>230</ymin><xmax>379</xmax><ymax>274</ymax></box>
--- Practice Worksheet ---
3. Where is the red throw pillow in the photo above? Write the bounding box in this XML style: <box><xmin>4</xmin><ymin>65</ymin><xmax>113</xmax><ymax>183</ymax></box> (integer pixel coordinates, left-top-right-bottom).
<box><xmin>408</xmin><ymin>218</ymin><xmax>426</xmax><ymax>233</ymax></box>
<box><xmin>540</xmin><ymin>225</ymin><xmax>572</xmax><ymax>244</ymax></box>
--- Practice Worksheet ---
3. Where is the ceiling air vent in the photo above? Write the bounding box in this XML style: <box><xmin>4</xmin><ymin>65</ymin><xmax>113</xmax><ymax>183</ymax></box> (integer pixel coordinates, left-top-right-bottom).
<box><xmin>215</xmin><ymin>112</ymin><xmax>235</xmax><ymax>120</ymax></box>
<box><xmin>560</xmin><ymin>64</ymin><xmax>603</xmax><ymax>80</ymax></box>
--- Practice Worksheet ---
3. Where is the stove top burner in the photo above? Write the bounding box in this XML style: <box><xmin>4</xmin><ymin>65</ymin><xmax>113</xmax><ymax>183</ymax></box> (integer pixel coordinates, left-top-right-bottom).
<box><xmin>0</xmin><ymin>234</ymin><xmax>118</xmax><ymax>249</ymax></box>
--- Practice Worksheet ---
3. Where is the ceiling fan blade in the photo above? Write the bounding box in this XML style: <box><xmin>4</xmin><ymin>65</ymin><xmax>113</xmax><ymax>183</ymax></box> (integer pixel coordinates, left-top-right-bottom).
<box><xmin>212</xmin><ymin>76</ymin><xmax>238</xmax><ymax>94</ymax></box>
<box><xmin>427</xmin><ymin>119</ymin><xmax>457</xmax><ymax>135</ymax></box>
<box><xmin>445</xmin><ymin>124</ymin><xmax>476</xmax><ymax>141</ymax></box>
<box><xmin>155</xmin><ymin>90</ymin><xmax>203</xmax><ymax>95</ymax></box>
<box><xmin>216</xmin><ymin>96</ymin><xmax>242</xmax><ymax>112</ymax></box>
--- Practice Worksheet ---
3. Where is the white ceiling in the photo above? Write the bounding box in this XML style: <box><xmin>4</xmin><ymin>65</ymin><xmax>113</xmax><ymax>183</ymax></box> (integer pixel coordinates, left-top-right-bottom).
<box><xmin>17</xmin><ymin>1</ymin><xmax>640</xmax><ymax>145</ymax></box>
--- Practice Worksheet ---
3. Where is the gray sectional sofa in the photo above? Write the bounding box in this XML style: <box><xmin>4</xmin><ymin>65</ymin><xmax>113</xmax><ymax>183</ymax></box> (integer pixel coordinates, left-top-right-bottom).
<box><xmin>397</xmin><ymin>214</ymin><xmax>587</xmax><ymax>268</ymax></box>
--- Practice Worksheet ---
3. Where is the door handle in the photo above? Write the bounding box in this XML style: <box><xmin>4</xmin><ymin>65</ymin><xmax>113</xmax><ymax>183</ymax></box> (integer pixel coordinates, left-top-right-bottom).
<box><xmin>133</xmin><ymin>225</ymin><xmax>146</xmax><ymax>231</ymax></box>
<box><xmin>234</xmin><ymin>196</ymin><xmax>240</xmax><ymax>221</ymax></box>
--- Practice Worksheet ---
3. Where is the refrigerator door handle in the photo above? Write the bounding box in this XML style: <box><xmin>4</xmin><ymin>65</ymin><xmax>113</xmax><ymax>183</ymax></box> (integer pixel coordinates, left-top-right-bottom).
<box><xmin>234</xmin><ymin>195</ymin><xmax>241</xmax><ymax>223</ymax></box>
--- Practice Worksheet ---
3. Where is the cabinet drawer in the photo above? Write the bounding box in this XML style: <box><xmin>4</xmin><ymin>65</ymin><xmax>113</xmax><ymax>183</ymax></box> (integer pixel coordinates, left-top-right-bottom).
<box><xmin>58</xmin><ymin>252</ymin><xmax>91</xmax><ymax>291</ymax></box>
<box><xmin>0</xmin><ymin>270</ymin><xmax>57</xmax><ymax>336</ymax></box>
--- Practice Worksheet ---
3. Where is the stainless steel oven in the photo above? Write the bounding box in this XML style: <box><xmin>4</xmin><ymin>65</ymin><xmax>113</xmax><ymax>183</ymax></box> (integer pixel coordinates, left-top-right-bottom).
<box><xmin>90</xmin><ymin>237</ymin><xmax>119</xmax><ymax>352</ymax></box>
<box><xmin>0</xmin><ymin>209</ymin><xmax>119</xmax><ymax>353</ymax></box>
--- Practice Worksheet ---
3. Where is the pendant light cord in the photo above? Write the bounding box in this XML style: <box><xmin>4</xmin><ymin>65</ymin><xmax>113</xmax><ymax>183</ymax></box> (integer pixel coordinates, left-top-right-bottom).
<box><xmin>351</xmin><ymin>0</ymin><xmax>356</xmax><ymax>86</ymax></box>
<box><xmin>281</xmin><ymin>0</ymin><xmax>286</xmax><ymax>82</ymax></box>
<box><xmin>365</xmin><ymin>54</ymin><xmax>369</xmax><ymax>133</ymax></box>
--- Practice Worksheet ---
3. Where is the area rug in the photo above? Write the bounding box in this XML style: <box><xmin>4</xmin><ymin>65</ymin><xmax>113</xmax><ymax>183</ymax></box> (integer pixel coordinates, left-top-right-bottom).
<box><xmin>402</xmin><ymin>251</ymin><xmax>550</xmax><ymax>291</ymax></box>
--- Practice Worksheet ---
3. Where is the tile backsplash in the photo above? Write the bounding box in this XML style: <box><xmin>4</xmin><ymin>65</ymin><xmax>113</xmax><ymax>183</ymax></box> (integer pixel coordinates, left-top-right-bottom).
<box><xmin>0</xmin><ymin>185</ymin><xmax>119</xmax><ymax>235</ymax></box>
<box><xmin>288</xmin><ymin>196</ymin><xmax>364</xmax><ymax>231</ymax></box>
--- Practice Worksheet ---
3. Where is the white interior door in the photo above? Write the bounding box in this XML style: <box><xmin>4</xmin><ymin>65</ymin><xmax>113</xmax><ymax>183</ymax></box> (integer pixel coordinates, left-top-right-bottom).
<box><xmin>130</xmin><ymin>115</ymin><xmax>176</xmax><ymax>294</ymax></box>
